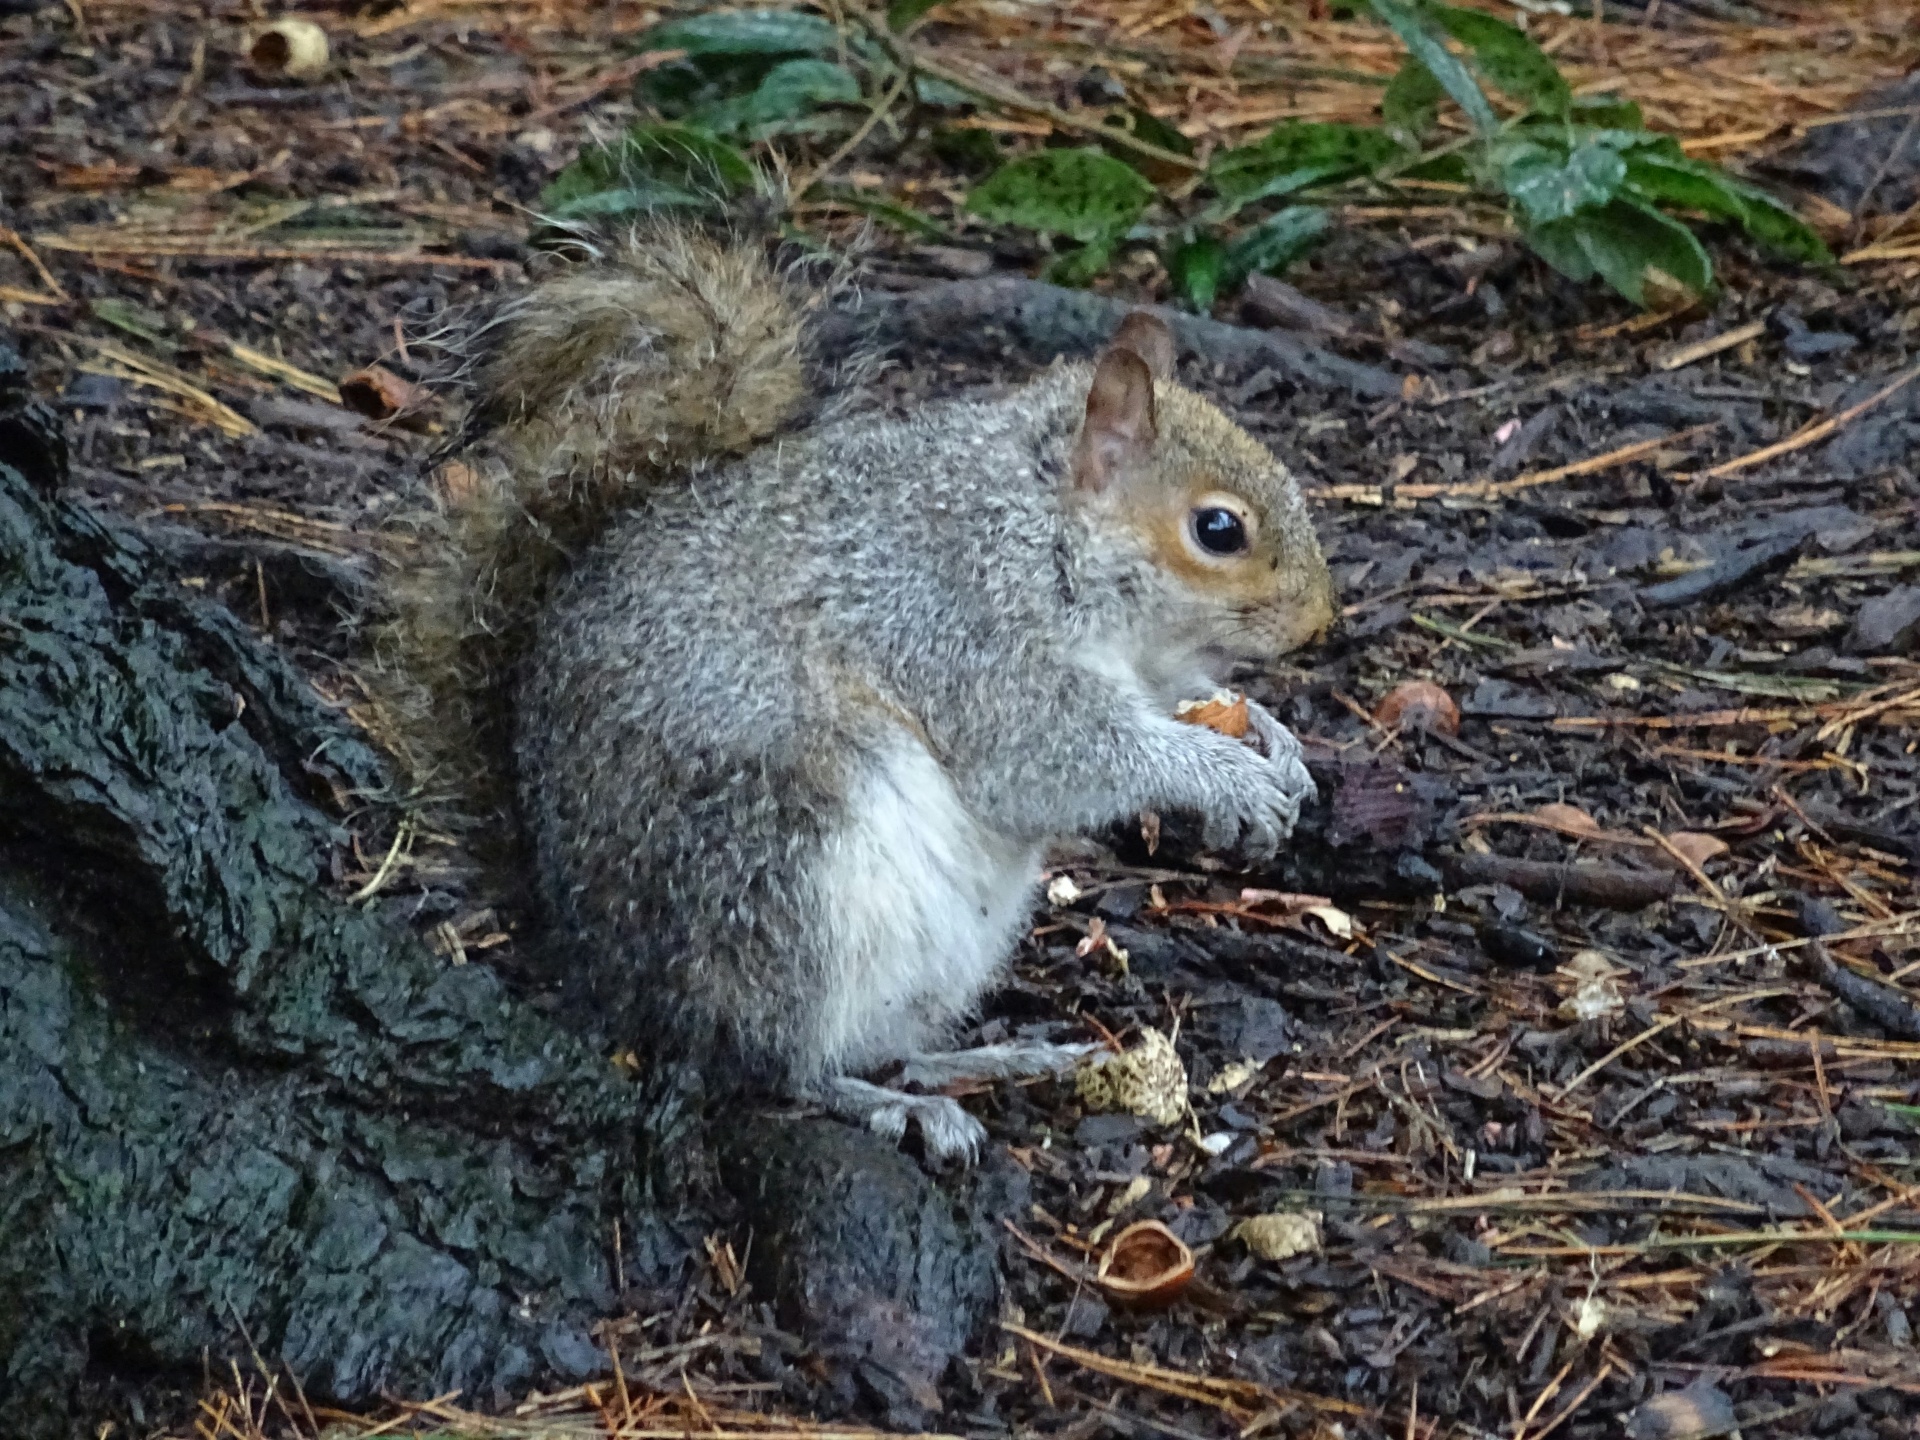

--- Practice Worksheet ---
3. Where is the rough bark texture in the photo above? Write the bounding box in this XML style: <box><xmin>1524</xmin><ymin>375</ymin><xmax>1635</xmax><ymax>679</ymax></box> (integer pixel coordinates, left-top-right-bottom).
<box><xmin>0</xmin><ymin>352</ymin><xmax>647</xmax><ymax>1432</ymax></box>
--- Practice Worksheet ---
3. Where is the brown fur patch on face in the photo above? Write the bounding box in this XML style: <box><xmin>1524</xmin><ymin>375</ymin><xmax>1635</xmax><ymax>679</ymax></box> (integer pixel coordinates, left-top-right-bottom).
<box><xmin>1121</xmin><ymin>381</ymin><xmax>1336</xmax><ymax>656</ymax></box>
<box><xmin>1140</xmin><ymin>479</ymin><xmax>1286</xmax><ymax>605</ymax></box>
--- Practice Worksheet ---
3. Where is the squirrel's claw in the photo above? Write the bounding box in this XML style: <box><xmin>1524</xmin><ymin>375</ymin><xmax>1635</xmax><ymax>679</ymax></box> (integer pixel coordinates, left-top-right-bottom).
<box><xmin>816</xmin><ymin>1076</ymin><xmax>988</xmax><ymax>1165</ymax></box>
<box><xmin>1245</xmin><ymin>703</ymin><xmax>1316</xmax><ymax>832</ymax></box>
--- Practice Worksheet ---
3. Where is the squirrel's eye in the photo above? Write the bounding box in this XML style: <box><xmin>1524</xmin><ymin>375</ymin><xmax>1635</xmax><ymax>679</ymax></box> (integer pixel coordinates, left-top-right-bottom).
<box><xmin>1190</xmin><ymin>506</ymin><xmax>1249</xmax><ymax>556</ymax></box>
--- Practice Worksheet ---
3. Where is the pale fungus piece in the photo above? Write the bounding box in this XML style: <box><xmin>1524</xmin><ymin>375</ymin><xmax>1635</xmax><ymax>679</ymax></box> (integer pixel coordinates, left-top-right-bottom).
<box><xmin>1557</xmin><ymin>949</ymin><xmax>1626</xmax><ymax>1022</ymax></box>
<box><xmin>1571</xmin><ymin>1293</ymin><xmax>1610</xmax><ymax>1340</ymax></box>
<box><xmin>1074</xmin><ymin>1028</ymin><xmax>1186</xmax><ymax>1126</ymax></box>
<box><xmin>249</xmin><ymin>19</ymin><xmax>331</xmax><ymax>82</ymax></box>
<box><xmin>1110</xmin><ymin>1175</ymin><xmax>1153</xmax><ymax>1214</ymax></box>
<box><xmin>1206</xmin><ymin>1058</ymin><xmax>1262</xmax><ymax>1094</ymax></box>
<box><xmin>1233</xmin><ymin>1211</ymin><xmax>1323</xmax><ymax>1262</ymax></box>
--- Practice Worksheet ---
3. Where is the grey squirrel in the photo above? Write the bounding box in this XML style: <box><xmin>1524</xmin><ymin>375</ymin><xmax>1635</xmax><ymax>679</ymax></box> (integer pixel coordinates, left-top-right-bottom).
<box><xmin>377</xmin><ymin>228</ymin><xmax>1335</xmax><ymax>1160</ymax></box>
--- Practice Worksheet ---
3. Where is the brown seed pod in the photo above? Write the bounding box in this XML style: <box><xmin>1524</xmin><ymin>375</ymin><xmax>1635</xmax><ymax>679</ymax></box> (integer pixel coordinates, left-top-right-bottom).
<box><xmin>1373</xmin><ymin>680</ymin><xmax>1460</xmax><ymax>735</ymax></box>
<box><xmin>1094</xmin><ymin>1220</ymin><xmax>1194</xmax><ymax>1308</ymax></box>
<box><xmin>339</xmin><ymin>365</ymin><xmax>427</xmax><ymax>427</ymax></box>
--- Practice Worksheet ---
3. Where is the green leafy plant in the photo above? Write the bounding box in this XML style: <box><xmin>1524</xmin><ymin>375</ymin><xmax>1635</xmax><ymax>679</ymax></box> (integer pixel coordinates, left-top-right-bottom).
<box><xmin>635</xmin><ymin>10</ymin><xmax>865</xmax><ymax>140</ymax></box>
<box><xmin>540</xmin><ymin>9</ymin><xmax>964</xmax><ymax>237</ymax></box>
<box><xmin>538</xmin><ymin>2</ymin><xmax>1832</xmax><ymax>312</ymax></box>
<box><xmin>953</xmin><ymin>0</ymin><xmax>1830</xmax><ymax>309</ymax></box>
<box><xmin>1366</xmin><ymin>0</ymin><xmax>1829</xmax><ymax>304</ymax></box>
<box><xmin>964</xmin><ymin>148</ymin><xmax>1154</xmax><ymax>282</ymax></box>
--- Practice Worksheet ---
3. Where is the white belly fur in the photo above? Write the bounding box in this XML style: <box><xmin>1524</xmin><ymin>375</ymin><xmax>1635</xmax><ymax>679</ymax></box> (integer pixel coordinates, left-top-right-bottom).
<box><xmin>810</xmin><ymin>736</ymin><xmax>1043</xmax><ymax>1076</ymax></box>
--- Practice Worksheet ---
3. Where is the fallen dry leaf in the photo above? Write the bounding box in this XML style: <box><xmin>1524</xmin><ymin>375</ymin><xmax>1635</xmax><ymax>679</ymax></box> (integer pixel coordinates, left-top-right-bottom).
<box><xmin>1533</xmin><ymin>801</ymin><xmax>1600</xmax><ymax>834</ymax></box>
<box><xmin>1662</xmin><ymin>831</ymin><xmax>1730</xmax><ymax>867</ymax></box>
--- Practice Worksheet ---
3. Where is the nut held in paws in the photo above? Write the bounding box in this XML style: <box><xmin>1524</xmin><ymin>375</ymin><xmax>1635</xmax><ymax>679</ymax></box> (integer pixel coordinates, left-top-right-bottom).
<box><xmin>1175</xmin><ymin>691</ymin><xmax>1250</xmax><ymax>739</ymax></box>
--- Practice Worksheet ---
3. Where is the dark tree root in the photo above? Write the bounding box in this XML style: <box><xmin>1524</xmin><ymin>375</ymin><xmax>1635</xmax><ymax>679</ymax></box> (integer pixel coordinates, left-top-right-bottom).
<box><xmin>0</xmin><ymin>350</ymin><xmax>1006</xmax><ymax>1435</ymax></box>
<box><xmin>818</xmin><ymin>275</ymin><xmax>1404</xmax><ymax>398</ymax></box>
<box><xmin>718</xmin><ymin>1118</ymin><xmax>1018</xmax><ymax>1429</ymax></box>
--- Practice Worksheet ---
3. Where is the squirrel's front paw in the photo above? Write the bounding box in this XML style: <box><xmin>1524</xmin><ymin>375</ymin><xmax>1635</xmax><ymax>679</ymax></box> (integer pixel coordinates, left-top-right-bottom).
<box><xmin>1201</xmin><ymin>739</ymin><xmax>1313</xmax><ymax>864</ymax></box>
<box><xmin>1244</xmin><ymin>704</ymin><xmax>1316</xmax><ymax>817</ymax></box>
<box><xmin>1198</xmin><ymin>768</ymin><xmax>1290</xmax><ymax>867</ymax></box>
<box><xmin>816</xmin><ymin>1076</ymin><xmax>986</xmax><ymax>1165</ymax></box>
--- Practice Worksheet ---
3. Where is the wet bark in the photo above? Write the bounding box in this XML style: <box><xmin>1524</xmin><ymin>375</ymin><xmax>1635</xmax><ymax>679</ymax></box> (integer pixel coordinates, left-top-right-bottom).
<box><xmin>0</xmin><ymin>353</ymin><xmax>648</xmax><ymax>1431</ymax></box>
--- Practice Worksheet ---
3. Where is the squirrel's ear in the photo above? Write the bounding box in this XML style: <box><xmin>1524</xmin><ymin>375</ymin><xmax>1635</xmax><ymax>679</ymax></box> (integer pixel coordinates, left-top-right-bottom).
<box><xmin>1071</xmin><ymin>346</ymin><xmax>1157</xmax><ymax>493</ymax></box>
<box><xmin>1110</xmin><ymin>311</ymin><xmax>1175</xmax><ymax>380</ymax></box>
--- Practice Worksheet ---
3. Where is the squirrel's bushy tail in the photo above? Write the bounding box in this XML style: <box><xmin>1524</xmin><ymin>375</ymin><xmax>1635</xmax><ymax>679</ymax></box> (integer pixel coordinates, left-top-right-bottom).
<box><xmin>369</xmin><ymin>227</ymin><xmax>807</xmax><ymax>812</ymax></box>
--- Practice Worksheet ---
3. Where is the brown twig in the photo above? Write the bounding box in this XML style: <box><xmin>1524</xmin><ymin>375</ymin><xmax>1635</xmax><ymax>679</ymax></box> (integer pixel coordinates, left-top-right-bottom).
<box><xmin>792</xmin><ymin>65</ymin><xmax>913</xmax><ymax>198</ymax></box>
<box><xmin>1003</xmin><ymin>1322</ymin><xmax>1371</xmax><ymax>1419</ymax></box>
<box><xmin>868</xmin><ymin>26</ymin><xmax>1200</xmax><ymax>177</ymax></box>
<box><xmin>0</xmin><ymin>227</ymin><xmax>69</xmax><ymax>301</ymax></box>
<box><xmin>1314</xmin><ymin>424</ymin><xmax>1715</xmax><ymax>504</ymax></box>
<box><xmin>1688</xmin><ymin>363</ymin><xmax>1920</xmax><ymax>480</ymax></box>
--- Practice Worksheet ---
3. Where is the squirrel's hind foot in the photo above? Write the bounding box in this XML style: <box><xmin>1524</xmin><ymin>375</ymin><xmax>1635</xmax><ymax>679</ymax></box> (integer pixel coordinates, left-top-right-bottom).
<box><xmin>814</xmin><ymin>1041</ymin><xmax>1095</xmax><ymax>1165</ymax></box>
<box><xmin>817</xmin><ymin>1076</ymin><xmax>987</xmax><ymax>1164</ymax></box>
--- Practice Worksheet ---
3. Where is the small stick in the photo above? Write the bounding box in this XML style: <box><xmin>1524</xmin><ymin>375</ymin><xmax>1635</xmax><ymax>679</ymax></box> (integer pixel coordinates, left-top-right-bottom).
<box><xmin>1808</xmin><ymin>941</ymin><xmax>1920</xmax><ymax>1040</ymax></box>
<box><xmin>868</xmin><ymin>24</ymin><xmax>1199</xmax><ymax>177</ymax></box>
<box><xmin>0</xmin><ymin>227</ymin><xmax>68</xmax><ymax>301</ymax></box>
<box><xmin>1689</xmin><ymin>362</ymin><xmax>1920</xmax><ymax>480</ymax></box>
<box><xmin>1515</xmin><ymin>1357</ymin><xmax>1576</xmax><ymax>1437</ymax></box>
<box><xmin>1655</xmin><ymin>318</ymin><xmax>1765</xmax><ymax>371</ymax></box>
<box><xmin>1639</xmin><ymin>531</ymin><xmax>1807</xmax><ymax>609</ymax></box>
<box><xmin>791</xmin><ymin>65</ymin><xmax>912</xmax><ymax>199</ymax></box>
<box><xmin>157</xmin><ymin>32</ymin><xmax>207</xmax><ymax>134</ymax></box>
<box><xmin>1317</xmin><ymin>425</ymin><xmax>1713</xmax><ymax>503</ymax></box>
<box><xmin>36</xmin><ymin>236</ymin><xmax>515</xmax><ymax>272</ymax></box>
<box><xmin>348</xmin><ymin>818</ymin><xmax>414</xmax><ymax>905</ymax></box>
<box><xmin>1522</xmin><ymin>1361</ymin><xmax>1613</xmax><ymax>1440</ymax></box>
